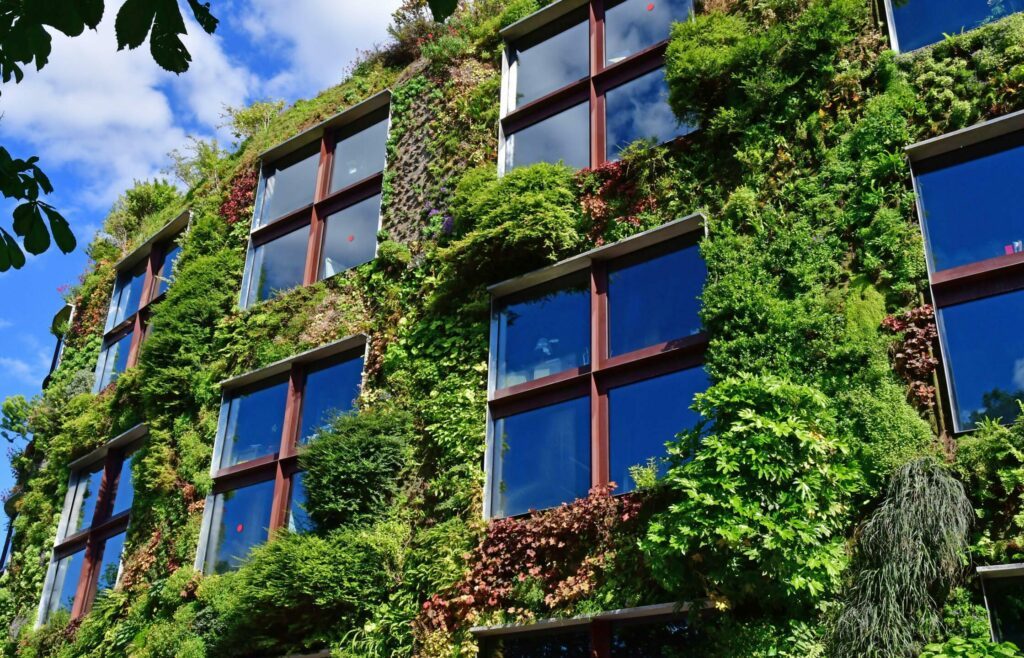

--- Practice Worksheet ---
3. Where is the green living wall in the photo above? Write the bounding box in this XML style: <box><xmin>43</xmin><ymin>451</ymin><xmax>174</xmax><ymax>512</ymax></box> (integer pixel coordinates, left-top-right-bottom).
<box><xmin>2</xmin><ymin>0</ymin><xmax>1024</xmax><ymax>656</ymax></box>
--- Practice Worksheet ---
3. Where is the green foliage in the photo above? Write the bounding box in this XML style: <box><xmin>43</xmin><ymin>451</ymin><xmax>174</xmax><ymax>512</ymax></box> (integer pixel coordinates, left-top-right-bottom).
<box><xmin>0</xmin><ymin>394</ymin><xmax>30</xmax><ymax>444</ymax></box>
<box><xmin>114</xmin><ymin>0</ymin><xmax>219</xmax><ymax>73</ymax></box>
<box><xmin>920</xmin><ymin>637</ymin><xmax>1024</xmax><ymax>658</ymax></box>
<box><xmin>644</xmin><ymin>374</ymin><xmax>861</xmax><ymax>609</ymax></box>
<box><xmin>219</xmin><ymin>99</ymin><xmax>286</xmax><ymax>143</ymax></box>
<box><xmin>103</xmin><ymin>179</ymin><xmax>181</xmax><ymax>250</ymax></box>
<box><xmin>300</xmin><ymin>409</ymin><xmax>415</xmax><ymax>530</ymax></box>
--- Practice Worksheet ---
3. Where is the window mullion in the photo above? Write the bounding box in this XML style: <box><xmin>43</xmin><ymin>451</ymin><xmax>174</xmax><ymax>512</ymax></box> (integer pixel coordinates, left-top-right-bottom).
<box><xmin>304</xmin><ymin>134</ymin><xmax>334</xmax><ymax>285</ymax></box>
<box><xmin>591</xmin><ymin>261</ymin><xmax>610</xmax><ymax>489</ymax></box>
<box><xmin>271</xmin><ymin>367</ymin><xmax>304</xmax><ymax>531</ymax></box>
<box><xmin>590</xmin><ymin>0</ymin><xmax>606</xmax><ymax>168</ymax></box>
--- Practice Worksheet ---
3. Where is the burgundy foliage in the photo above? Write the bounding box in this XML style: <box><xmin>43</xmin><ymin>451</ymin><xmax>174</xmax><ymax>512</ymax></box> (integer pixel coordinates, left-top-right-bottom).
<box><xmin>882</xmin><ymin>304</ymin><xmax>939</xmax><ymax>409</ymax></box>
<box><xmin>220</xmin><ymin>167</ymin><xmax>259</xmax><ymax>225</ymax></box>
<box><xmin>576</xmin><ymin>160</ymin><xmax>658</xmax><ymax>245</ymax></box>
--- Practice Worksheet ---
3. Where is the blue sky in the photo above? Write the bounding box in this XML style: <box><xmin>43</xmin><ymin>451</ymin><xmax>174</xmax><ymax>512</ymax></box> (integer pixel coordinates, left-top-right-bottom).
<box><xmin>0</xmin><ymin>0</ymin><xmax>403</xmax><ymax>496</ymax></box>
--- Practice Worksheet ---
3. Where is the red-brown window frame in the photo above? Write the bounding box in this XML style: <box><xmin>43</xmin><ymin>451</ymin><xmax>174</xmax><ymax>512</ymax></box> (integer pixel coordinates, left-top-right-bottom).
<box><xmin>197</xmin><ymin>336</ymin><xmax>367</xmax><ymax>574</ymax></box>
<box><xmin>40</xmin><ymin>423</ymin><xmax>146</xmax><ymax>624</ymax></box>
<box><xmin>486</xmin><ymin>215</ymin><xmax>707</xmax><ymax>518</ymax></box>
<box><xmin>499</xmin><ymin>0</ymin><xmax>693</xmax><ymax>172</ymax></box>
<box><xmin>241</xmin><ymin>93</ymin><xmax>391</xmax><ymax>309</ymax></box>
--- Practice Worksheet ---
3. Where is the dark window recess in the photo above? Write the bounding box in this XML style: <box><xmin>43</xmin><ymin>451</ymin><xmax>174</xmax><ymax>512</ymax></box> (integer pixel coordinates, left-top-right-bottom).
<box><xmin>984</xmin><ymin>575</ymin><xmax>1024</xmax><ymax>648</ymax></box>
<box><xmin>481</xmin><ymin>628</ymin><xmax>591</xmax><ymax>658</ymax></box>
<box><xmin>507</xmin><ymin>102</ymin><xmax>591</xmax><ymax>170</ymax></box>
<box><xmin>610</xmin><ymin>616</ymin><xmax>697</xmax><ymax>657</ymax></box>
<box><xmin>888</xmin><ymin>0</ymin><xmax>1024</xmax><ymax>52</ymax></box>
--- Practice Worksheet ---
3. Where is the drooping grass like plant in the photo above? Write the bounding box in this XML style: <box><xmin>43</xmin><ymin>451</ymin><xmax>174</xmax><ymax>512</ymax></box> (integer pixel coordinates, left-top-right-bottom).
<box><xmin>829</xmin><ymin>457</ymin><xmax>974</xmax><ymax>658</ymax></box>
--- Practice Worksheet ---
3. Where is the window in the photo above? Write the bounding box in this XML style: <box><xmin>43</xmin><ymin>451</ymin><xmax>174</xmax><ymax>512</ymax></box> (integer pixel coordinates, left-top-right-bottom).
<box><xmin>908</xmin><ymin>113</ymin><xmax>1024</xmax><ymax>432</ymax></box>
<box><xmin>487</xmin><ymin>216</ymin><xmax>707</xmax><ymax>517</ymax></box>
<box><xmin>500</xmin><ymin>0</ymin><xmax>694</xmax><ymax>172</ymax></box>
<box><xmin>979</xmin><ymin>564</ymin><xmax>1024</xmax><ymax>649</ymax></box>
<box><xmin>240</xmin><ymin>93</ymin><xmax>390</xmax><ymax>309</ymax></box>
<box><xmin>196</xmin><ymin>337</ymin><xmax>366</xmax><ymax>574</ymax></box>
<box><xmin>93</xmin><ymin>211</ymin><xmax>189</xmax><ymax>392</ymax></box>
<box><xmin>884</xmin><ymin>0</ymin><xmax>1024</xmax><ymax>52</ymax></box>
<box><xmin>37</xmin><ymin>424</ymin><xmax>144</xmax><ymax>625</ymax></box>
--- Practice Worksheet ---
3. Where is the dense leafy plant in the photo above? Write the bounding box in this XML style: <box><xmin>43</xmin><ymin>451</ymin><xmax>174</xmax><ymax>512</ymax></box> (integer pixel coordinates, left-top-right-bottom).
<box><xmin>919</xmin><ymin>636</ymin><xmax>1024</xmax><ymax>658</ymax></box>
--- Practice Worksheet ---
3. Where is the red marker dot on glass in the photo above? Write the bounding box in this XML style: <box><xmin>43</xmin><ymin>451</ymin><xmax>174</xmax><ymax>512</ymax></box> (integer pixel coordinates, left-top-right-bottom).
<box><xmin>236</xmin><ymin>523</ymin><xmax>244</xmax><ymax>533</ymax></box>
<box><xmin>647</xmin><ymin>2</ymin><xmax>655</xmax><ymax>9</ymax></box>
<box><xmin>347</xmin><ymin>234</ymin><xmax>355</xmax><ymax>242</ymax></box>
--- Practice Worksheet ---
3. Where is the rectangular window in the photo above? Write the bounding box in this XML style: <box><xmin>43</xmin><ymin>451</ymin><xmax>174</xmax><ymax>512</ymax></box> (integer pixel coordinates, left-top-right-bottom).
<box><xmin>481</xmin><ymin>628</ymin><xmax>591</xmax><ymax>657</ymax></box>
<box><xmin>197</xmin><ymin>338</ymin><xmax>366</xmax><ymax>573</ymax></box>
<box><xmin>241</xmin><ymin>94</ymin><xmax>390</xmax><ymax>309</ymax></box>
<box><xmin>156</xmin><ymin>242</ymin><xmax>183</xmax><ymax>297</ymax></box>
<box><xmin>500</xmin><ymin>0</ymin><xmax>693</xmax><ymax>173</ymax></box>
<box><xmin>885</xmin><ymin>0</ymin><xmax>1024</xmax><ymax>52</ymax></box>
<box><xmin>38</xmin><ymin>426</ymin><xmax>143</xmax><ymax>625</ymax></box>
<box><xmin>96</xmin><ymin>328</ymin><xmax>134</xmax><ymax>392</ymax></box>
<box><xmin>487</xmin><ymin>217</ymin><xmax>707</xmax><ymax>517</ymax></box>
<box><xmin>107</xmin><ymin>261</ymin><xmax>147</xmax><ymax>330</ymax></box>
<box><xmin>979</xmin><ymin>566</ymin><xmax>1024</xmax><ymax>649</ymax></box>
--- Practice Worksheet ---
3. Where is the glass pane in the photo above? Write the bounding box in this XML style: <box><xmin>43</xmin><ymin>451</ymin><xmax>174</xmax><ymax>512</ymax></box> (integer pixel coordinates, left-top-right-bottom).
<box><xmin>288</xmin><ymin>471</ymin><xmax>314</xmax><ymax>533</ymax></box>
<box><xmin>69</xmin><ymin>463</ymin><xmax>105</xmax><ymax>535</ymax></box>
<box><xmin>611</xmin><ymin>617</ymin><xmax>695</xmax><ymax>657</ymax></box>
<box><xmin>609</xmin><ymin>366</ymin><xmax>708</xmax><ymax>493</ymax></box>
<box><xmin>890</xmin><ymin>0</ymin><xmax>1024</xmax><ymax>52</ymax></box>
<box><xmin>46</xmin><ymin>548</ymin><xmax>86</xmax><ymax>620</ymax></box>
<box><xmin>512</xmin><ymin>19</ymin><xmax>589</xmax><ymax>108</ymax></box>
<box><xmin>481</xmin><ymin>629</ymin><xmax>591</xmax><ymax>658</ymax></box>
<box><xmin>157</xmin><ymin>243</ymin><xmax>182</xmax><ymax>297</ymax></box>
<box><xmin>605</xmin><ymin>0</ymin><xmax>693</xmax><ymax>65</ymax></box>
<box><xmin>108</xmin><ymin>261</ymin><xmax>147</xmax><ymax>328</ymax></box>
<box><xmin>95</xmin><ymin>532</ymin><xmax>126</xmax><ymax>593</ymax></box>
<box><xmin>111</xmin><ymin>451</ymin><xmax>135</xmax><ymax>516</ymax></box>
<box><xmin>98</xmin><ymin>328</ymin><xmax>134</xmax><ymax>390</ymax></box>
<box><xmin>937</xmin><ymin>289</ymin><xmax>1024</xmax><ymax>430</ymax></box>
<box><xmin>609</xmin><ymin>242</ymin><xmax>704</xmax><ymax>356</ymax></box>
<box><xmin>491</xmin><ymin>396</ymin><xmax>591</xmax><ymax>517</ymax></box>
<box><xmin>257</xmin><ymin>145</ymin><xmax>320</xmax><ymax>226</ymax></box>
<box><xmin>319</xmin><ymin>194</ymin><xmax>380</xmax><ymax>280</ymax></box>
<box><xmin>605</xmin><ymin>67</ymin><xmax>696</xmax><ymax>161</ymax></box>
<box><xmin>204</xmin><ymin>478</ymin><xmax>275</xmax><ymax>574</ymax></box>
<box><xmin>299</xmin><ymin>354</ymin><xmax>363</xmax><ymax>444</ymax></box>
<box><xmin>493</xmin><ymin>272</ymin><xmax>590</xmax><ymax>390</ymax></box>
<box><xmin>508</xmin><ymin>102</ymin><xmax>590</xmax><ymax>170</ymax></box>
<box><xmin>330</xmin><ymin>118</ymin><xmax>389</xmax><ymax>192</ymax></box>
<box><xmin>247</xmin><ymin>224</ymin><xmax>310</xmax><ymax>305</ymax></box>
<box><xmin>985</xmin><ymin>575</ymin><xmax>1024</xmax><ymax>648</ymax></box>
<box><xmin>219</xmin><ymin>378</ymin><xmax>289</xmax><ymax>469</ymax></box>
<box><xmin>916</xmin><ymin>134</ymin><xmax>1024</xmax><ymax>272</ymax></box>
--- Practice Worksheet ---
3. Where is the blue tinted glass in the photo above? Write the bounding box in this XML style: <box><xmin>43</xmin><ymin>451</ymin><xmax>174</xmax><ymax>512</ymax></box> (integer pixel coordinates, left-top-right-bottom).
<box><xmin>916</xmin><ymin>135</ymin><xmax>1024</xmax><ymax>272</ymax></box>
<box><xmin>508</xmin><ymin>102</ymin><xmax>590</xmax><ymax>170</ymax></box>
<box><xmin>609</xmin><ymin>366</ymin><xmax>708</xmax><ymax>493</ymax></box>
<box><xmin>984</xmin><ymin>575</ymin><xmax>1024</xmax><ymax>648</ymax></box>
<box><xmin>494</xmin><ymin>273</ymin><xmax>590</xmax><ymax>390</ymax></box>
<box><xmin>320</xmin><ymin>194</ymin><xmax>379</xmax><ymax>280</ymax></box>
<box><xmin>492</xmin><ymin>396</ymin><xmax>591</xmax><ymax>517</ymax></box>
<box><xmin>108</xmin><ymin>262</ymin><xmax>147</xmax><ymax>328</ymax></box>
<box><xmin>288</xmin><ymin>471</ymin><xmax>314</xmax><ymax>533</ymax></box>
<box><xmin>891</xmin><ymin>0</ymin><xmax>1024</xmax><ymax>52</ymax></box>
<box><xmin>219</xmin><ymin>379</ymin><xmax>289</xmax><ymax>469</ymax></box>
<box><xmin>299</xmin><ymin>355</ymin><xmax>363</xmax><ymax>443</ymax></box>
<box><xmin>605</xmin><ymin>0</ymin><xmax>693</xmax><ymax>65</ymax></box>
<box><xmin>605</xmin><ymin>67</ymin><xmax>696</xmax><ymax>160</ymax></box>
<box><xmin>70</xmin><ymin>463</ymin><xmax>105</xmax><ymax>534</ymax></box>
<box><xmin>482</xmin><ymin>629</ymin><xmax>591</xmax><ymax>658</ymax></box>
<box><xmin>608</xmin><ymin>242</ymin><xmax>705</xmax><ymax>356</ymax></box>
<box><xmin>938</xmin><ymin>289</ymin><xmax>1024</xmax><ymax>430</ymax></box>
<box><xmin>257</xmin><ymin>145</ymin><xmax>320</xmax><ymax>226</ymax></box>
<box><xmin>96</xmin><ymin>532</ymin><xmax>126</xmax><ymax>593</ymax></box>
<box><xmin>611</xmin><ymin>618</ymin><xmax>694</xmax><ymax>657</ymax></box>
<box><xmin>46</xmin><ymin>548</ymin><xmax>86</xmax><ymax>620</ymax></box>
<box><xmin>513</xmin><ymin>18</ymin><xmax>589</xmax><ymax>108</ymax></box>
<box><xmin>111</xmin><ymin>452</ymin><xmax>135</xmax><ymax>516</ymax></box>
<box><xmin>157</xmin><ymin>243</ymin><xmax>182</xmax><ymax>297</ymax></box>
<box><xmin>205</xmin><ymin>478</ymin><xmax>275</xmax><ymax>574</ymax></box>
<box><xmin>248</xmin><ymin>224</ymin><xmax>309</xmax><ymax>305</ymax></box>
<box><xmin>331</xmin><ymin>118</ymin><xmax>389</xmax><ymax>192</ymax></box>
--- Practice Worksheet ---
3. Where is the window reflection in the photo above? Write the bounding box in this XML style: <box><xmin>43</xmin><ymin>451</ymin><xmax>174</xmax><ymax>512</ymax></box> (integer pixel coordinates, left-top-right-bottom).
<box><xmin>220</xmin><ymin>378</ymin><xmax>289</xmax><ymax>469</ymax></box>
<box><xmin>256</xmin><ymin>144</ymin><xmax>320</xmax><ymax>227</ymax></box>
<box><xmin>98</xmin><ymin>328</ymin><xmax>134</xmax><ymax>391</ymax></box>
<box><xmin>299</xmin><ymin>354</ymin><xmax>363</xmax><ymax>443</ymax></box>
<box><xmin>608</xmin><ymin>241</ymin><xmax>704</xmax><ymax>356</ymax></box>
<box><xmin>890</xmin><ymin>0</ymin><xmax>1024</xmax><ymax>52</ymax></box>
<box><xmin>69</xmin><ymin>463</ymin><xmax>105</xmax><ymax>535</ymax></box>
<box><xmin>608</xmin><ymin>366</ymin><xmax>707</xmax><ymax>493</ymax></box>
<box><xmin>984</xmin><ymin>575</ymin><xmax>1024</xmax><ymax>648</ymax></box>
<box><xmin>605</xmin><ymin>0</ymin><xmax>693</xmax><ymax>65</ymax></box>
<box><xmin>512</xmin><ymin>18</ymin><xmax>589</xmax><ymax>108</ymax></box>
<box><xmin>108</xmin><ymin>261</ymin><xmax>148</xmax><ymax>329</ymax></box>
<box><xmin>111</xmin><ymin>451</ymin><xmax>135</xmax><ymax>516</ymax></box>
<box><xmin>508</xmin><ymin>102</ymin><xmax>590</xmax><ymax>170</ymax></box>
<box><xmin>45</xmin><ymin>549</ymin><xmax>86</xmax><ymax>620</ymax></box>
<box><xmin>331</xmin><ymin>118</ymin><xmax>389</xmax><ymax>192</ymax></box>
<box><xmin>605</xmin><ymin>67</ymin><xmax>695</xmax><ymax>161</ymax></box>
<box><xmin>247</xmin><ymin>224</ymin><xmax>310</xmax><ymax>305</ymax></box>
<box><xmin>205</xmin><ymin>478</ymin><xmax>275</xmax><ymax>574</ymax></box>
<box><xmin>492</xmin><ymin>397</ymin><xmax>591</xmax><ymax>517</ymax></box>
<box><xmin>916</xmin><ymin>133</ymin><xmax>1024</xmax><ymax>272</ymax></box>
<box><xmin>288</xmin><ymin>471</ymin><xmax>314</xmax><ymax>533</ymax></box>
<box><xmin>937</xmin><ymin>288</ymin><xmax>1024</xmax><ymax>430</ymax></box>
<box><xmin>493</xmin><ymin>272</ymin><xmax>590</xmax><ymax>390</ymax></box>
<box><xmin>611</xmin><ymin>616</ymin><xmax>695</xmax><ymax>656</ymax></box>
<box><xmin>481</xmin><ymin>628</ymin><xmax>591</xmax><ymax>657</ymax></box>
<box><xmin>157</xmin><ymin>243</ymin><xmax>182</xmax><ymax>297</ymax></box>
<box><xmin>319</xmin><ymin>194</ymin><xmax>380</xmax><ymax>280</ymax></box>
<box><xmin>95</xmin><ymin>532</ymin><xmax>125</xmax><ymax>593</ymax></box>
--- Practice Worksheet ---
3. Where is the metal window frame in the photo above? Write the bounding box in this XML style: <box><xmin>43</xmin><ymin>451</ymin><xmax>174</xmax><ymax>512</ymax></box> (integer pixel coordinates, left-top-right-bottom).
<box><xmin>907</xmin><ymin>109</ymin><xmax>1024</xmax><ymax>434</ymax></box>
<box><xmin>194</xmin><ymin>335</ymin><xmax>369</xmax><ymax>574</ymax></box>
<box><xmin>92</xmin><ymin>211</ymin><xmax>191</xmax><ymax>393</ymax></box>
<box><xmin>497</xmin><ymin>0</ymin><xmax>695</xmax><ymax>175</ymax></box>
<box><xmin>484</xmin><ymin>214</ymin><xmax>707</xmax><ymax>518</ymax></box>
<box><xmin>239</xmin><ymin>91</ymin><xmax>393</xmax><ymax>310</ymax></box>
<box><xmin>36</xmin><ymin>423</ymin><xmax>146</xmax><ymax>627</ymax></box>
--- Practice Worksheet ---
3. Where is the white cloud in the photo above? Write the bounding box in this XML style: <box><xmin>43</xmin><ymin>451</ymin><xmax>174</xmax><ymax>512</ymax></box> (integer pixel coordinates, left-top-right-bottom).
<box><xmin>0</xmin><ymin>319</ymin><xmax>11</xmax><ymax>330</ymax></box>
<box><xmin>0</xmin><ymin>334</ymin><xmax>52</xmax><ymax>386</ymax></box>
<box><xmin>1013</xmin><ymin>357</ymin><xmax>1024</xmax><ymax>392</ymax></box>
